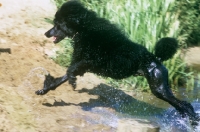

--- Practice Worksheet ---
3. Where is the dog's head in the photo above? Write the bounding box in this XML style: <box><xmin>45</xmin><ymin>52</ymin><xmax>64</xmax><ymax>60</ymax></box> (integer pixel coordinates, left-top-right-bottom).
<box><xmin>45</xmin><ymin>1</ymin><xmax>89</xmax><ymax>43</ymax></box>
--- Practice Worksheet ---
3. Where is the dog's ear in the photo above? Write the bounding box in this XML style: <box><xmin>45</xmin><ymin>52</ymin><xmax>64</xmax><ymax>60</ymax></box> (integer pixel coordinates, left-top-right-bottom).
<box><xmin>60</xmin><ymin>1</ymin><xmax>85</xmax><ymax>16</ymax></box>
<box><xmin>58</xmin><ymin>1</ymin><xmax>87</xmax><ymax>24</ymax></box>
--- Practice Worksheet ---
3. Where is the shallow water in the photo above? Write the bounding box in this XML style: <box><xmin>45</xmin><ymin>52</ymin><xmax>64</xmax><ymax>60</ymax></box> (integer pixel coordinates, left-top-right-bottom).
<box><xmin>156</xmin><ymin>102</ymin><xmax>200</xmax><ymax>132</ymax></box>
<box><xmin>82</xmin><ymin>102</ymin><xmax>200</xmax><ymax>132</ymax></box>
<box><xmin>78</xmin><ymin>83</ymin><xmax>200</xmax><ymax>132</ymax></box>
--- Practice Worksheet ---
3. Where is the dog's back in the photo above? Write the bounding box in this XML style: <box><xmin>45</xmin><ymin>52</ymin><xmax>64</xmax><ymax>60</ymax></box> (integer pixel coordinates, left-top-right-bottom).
<box><xmin>70</xmin><ymin>13</ymin><xmax>178</xmax><ymax>78</ymax></box>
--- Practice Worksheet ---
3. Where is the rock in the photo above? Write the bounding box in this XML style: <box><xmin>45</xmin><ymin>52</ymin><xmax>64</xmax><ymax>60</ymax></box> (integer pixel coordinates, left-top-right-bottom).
<box><xmin>117</xmin><ymin>119</ymin><xmax>159</xmax><ymax>132</ymax></box>
<box><xmin>184</xmin><ymin>47</ymin><xmax>200</xmax><ymax>71</ymax></box>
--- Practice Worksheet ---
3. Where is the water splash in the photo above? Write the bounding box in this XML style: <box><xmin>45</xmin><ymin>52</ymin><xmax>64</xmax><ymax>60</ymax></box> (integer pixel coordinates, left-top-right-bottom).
<box><xmin>16</xmin><ymin>67</ymin><xmax>49</xmax><ymax>104</ymax></box>
<box><xmin>22</xmin><ymin>67</ymin><xmax>49</xmax><ymax>90</ymax></box>
<box><xmin>81</xmin><ymin>97</ymin><xmax>200</xmax><ymax>132</ymax></box>
<box><xmin>25</xmin><ymin>67</ymin><xmax>49</xmax><ymax>80</ymax></box>
<box><xmin>90</xmin><ymin>107</ymin><xmax>119</xmax><ymax>127</ymax></box>
<box><xmin>154</xmin><ymin>102</ymin><xmax>200</xmax><ymax>132</ymax></box>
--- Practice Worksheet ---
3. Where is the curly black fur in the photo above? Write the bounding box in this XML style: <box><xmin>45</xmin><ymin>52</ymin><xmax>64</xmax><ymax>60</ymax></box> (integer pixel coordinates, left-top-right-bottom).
<box><xmin>36</xmin><ymin>0</ymin><xmax>200</xmax><ymax>125</ymax></box>
<box><xmin>155</xmin><ymin>37</ymin><xmax>178</xmax><ymax>61</ymax></box>
<box><xmin>44</xmin><ymin>1</ymin><xmax>177</xmax><ymax>79</ymax></box>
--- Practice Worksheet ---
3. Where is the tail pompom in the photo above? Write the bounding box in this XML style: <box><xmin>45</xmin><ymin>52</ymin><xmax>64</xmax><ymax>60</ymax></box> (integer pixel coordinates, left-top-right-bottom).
<box><xmin>154</xmin><ymin>37</ymin><xmax>178</xmax><ymax>61</ymax></box>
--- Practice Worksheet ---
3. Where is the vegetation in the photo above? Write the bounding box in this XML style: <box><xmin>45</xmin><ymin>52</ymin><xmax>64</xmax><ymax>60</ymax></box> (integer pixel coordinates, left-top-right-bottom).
<box><xmin>52</xmin><ymin>0</ymin><xmax>199</xmax><ymax>92</ymax></box>
<box><xmin>174</xmin><ymin>0</ymin><xmax>200</xmax><ymax>47</ymax></box>
<box><xmin>52</xmin><ymin>39</ymin><xmax>73</xmax><ymax>67</ymax></box>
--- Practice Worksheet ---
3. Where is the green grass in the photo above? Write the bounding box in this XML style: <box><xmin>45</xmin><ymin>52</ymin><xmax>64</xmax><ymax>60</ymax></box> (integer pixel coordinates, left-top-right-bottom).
<box><xmin>52</xmin><ymin>0</ymin><xmax>197</xmax><ymax>91</ymax></box>
<box><xmin>51</xmin><ymin>39</ymin><xmax>73</xmax><ymax>67</ymax></box>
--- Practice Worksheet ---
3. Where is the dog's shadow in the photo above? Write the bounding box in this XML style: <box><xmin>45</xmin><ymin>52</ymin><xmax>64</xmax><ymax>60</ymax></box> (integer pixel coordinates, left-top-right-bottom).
<box><xmin>43</xmin><ymin>83</ymin><xmax>164</xmax><ymax>116</ymax></box>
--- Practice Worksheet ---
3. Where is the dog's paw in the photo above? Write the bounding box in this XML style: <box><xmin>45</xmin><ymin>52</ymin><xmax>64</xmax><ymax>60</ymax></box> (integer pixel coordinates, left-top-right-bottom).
<box><xmin>190</xmin><ymin>114</ymin><xmax>200</xmax><ymax>126</ymax></box>
<box><xmin>68</xmin><ymin>75</ymin><xmax>77</xmax><ymax>89</ymax></box>
<box><xmin>35</xmin><ymin>74</ymin><xmax>54</xmax><ymax>95</ymax></box>
<box><xmin>35</xmin><ymin>89</ymin><xmax>48</xmax><ymax>95</ymax></box>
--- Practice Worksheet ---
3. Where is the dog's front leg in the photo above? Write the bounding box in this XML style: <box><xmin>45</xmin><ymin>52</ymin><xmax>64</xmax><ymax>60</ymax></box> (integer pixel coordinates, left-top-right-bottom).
<box><xmin>67</xmin><ymin>60</ymin><xmax>92</xmax><ymax>89</ymax></box>
<box><xmin>143</xmin><ymin>61</ymin><xmax>200</xmax><ymax>125</ymax></box>
<box><xmin>35</xmin><ymin>60</ymin><xmax>91</xmax><ymax>95</ymax></box>
<box><xmin>35</xmin><ymin>74</ymin><xmax>68</xmax><ymax>95</ymax></box>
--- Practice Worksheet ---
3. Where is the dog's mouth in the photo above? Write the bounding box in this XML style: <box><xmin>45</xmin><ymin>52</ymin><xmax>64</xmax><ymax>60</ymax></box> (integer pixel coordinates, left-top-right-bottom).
<box><xmin>53</xmin><ymin>36</ymin><xmax>57</xmax><ymax>42</ymax></box>
<box><xmin>45</xmin><ymin>32</ymin><xmax>60</xmax><ymax>43</ymax></box>
<box><xmin>52</xmin><ymin>36</ymin><xmax>63</xmax><ymax>44</ymax></box>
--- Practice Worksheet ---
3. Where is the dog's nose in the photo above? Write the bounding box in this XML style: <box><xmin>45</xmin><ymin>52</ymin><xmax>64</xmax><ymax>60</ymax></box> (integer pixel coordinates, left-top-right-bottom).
<box><xmin>44</xmin><ymin>31</ymin><xmax>51</xmax><ymax>38</ymax></box>
<box><xmin>44</xmin><ymin>31</ymin><xmax>48</xmax><ymax>37</ymax></box>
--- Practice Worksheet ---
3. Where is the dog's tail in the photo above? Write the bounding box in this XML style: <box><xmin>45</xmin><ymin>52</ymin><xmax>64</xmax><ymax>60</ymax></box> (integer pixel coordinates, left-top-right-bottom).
<box><xmin>154</xmin><ymin>37</ymin><xmax>178</xmax><ymax>61</ymax></box>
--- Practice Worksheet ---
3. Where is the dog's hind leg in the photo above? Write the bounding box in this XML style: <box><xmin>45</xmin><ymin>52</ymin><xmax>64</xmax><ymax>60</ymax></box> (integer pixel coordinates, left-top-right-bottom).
<box><xmin>143</xmin><ymin>61</ymin><xmax>200</xmax><ymax>125</ymax></box>
<box><xmin>35</xmin><ymin>74</ymin><xmax>68</xmax><ymax>95</ymax></box>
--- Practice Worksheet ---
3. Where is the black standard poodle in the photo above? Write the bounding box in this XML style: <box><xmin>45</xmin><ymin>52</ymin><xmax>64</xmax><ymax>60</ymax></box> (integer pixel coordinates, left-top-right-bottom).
<box><xmin>35</xmin><ymin>0</ymin><xmax>200</xmax><ymax>125</ymax></box>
